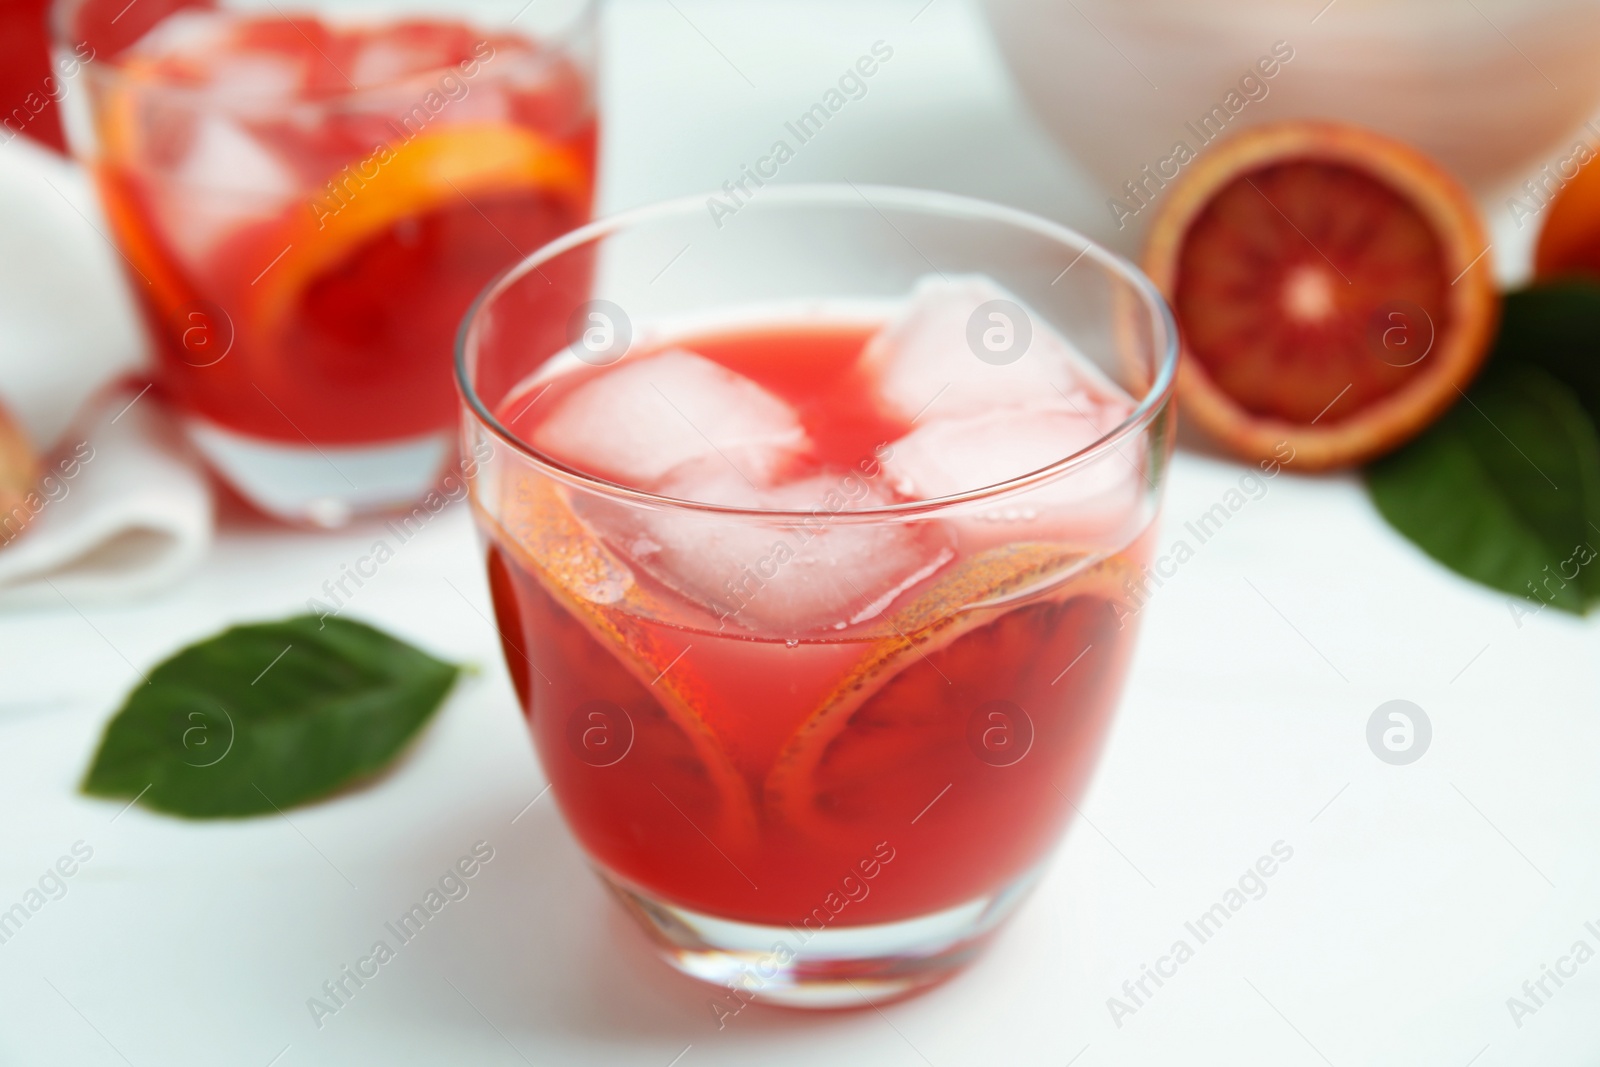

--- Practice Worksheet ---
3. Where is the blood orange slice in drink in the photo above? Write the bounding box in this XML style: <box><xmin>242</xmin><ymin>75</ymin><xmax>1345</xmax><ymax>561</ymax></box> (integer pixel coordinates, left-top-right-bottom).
<box><xmin>764</xmin><ymin>545</ymin><xmax>1136</xmax><ymax>842</ymax></box>
<box><xmin>488</xmin><ymin>474</ymin><xmax>758</xmax><ymax>850</ymax></box>
<box><xmin>249</xmin><ymin>121</ymin><xmax>591</xmax><ymax>338</ymax></box>
<box><xmin>92</xmin><ymin>58</ymin><xmax>205</xmax><ymax>322</ymax></box>
<box><xmin>1143</xmin><ymin>121</ymin><xmax>1499</xmax><ymax>471</ymax></box>
<box><xmin>234</xmin><ymin>121</ymin><xmax>591</xmax><ymax>437</ymax></box>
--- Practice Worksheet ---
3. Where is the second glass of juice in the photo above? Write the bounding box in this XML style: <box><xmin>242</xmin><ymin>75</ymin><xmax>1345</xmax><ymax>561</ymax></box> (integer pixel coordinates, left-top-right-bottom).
<box><xmin>55</xmin><ymin>0</ymin><xmax>596</xmax><ymax>525</ymax></box>
<box><xmin>458</xmin><ymin>186</ymin><xmax>1177</xmax><ymax>1008</ymax></box>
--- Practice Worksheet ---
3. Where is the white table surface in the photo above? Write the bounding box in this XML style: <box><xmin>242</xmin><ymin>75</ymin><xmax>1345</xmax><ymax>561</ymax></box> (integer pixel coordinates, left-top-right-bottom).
<box><xmin>3</xmin><ymin>1</ymin><xmax>1598</xmax><ymax>1064</ymax></box>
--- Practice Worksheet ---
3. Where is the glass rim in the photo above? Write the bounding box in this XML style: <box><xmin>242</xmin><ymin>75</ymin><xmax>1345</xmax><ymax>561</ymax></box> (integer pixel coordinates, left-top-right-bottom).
<box><xmin>50</xmin><ymin>0</ymin><xmax>595</xmax><ymax>108</ymax></box>
<box><xmin>455</xmin><ymin>183</ymin><xmax>1180</xmax><ymax>521</ymax></box>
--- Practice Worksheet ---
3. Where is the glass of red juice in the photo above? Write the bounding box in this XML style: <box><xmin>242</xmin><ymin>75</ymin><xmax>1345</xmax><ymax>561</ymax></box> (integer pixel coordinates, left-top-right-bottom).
<box><xmin>456</xmin><ymin>186</ymin><xmax>1177</xmax><ymax>1008</ymax></box>
<box><xmin>53</xmin><ymin>0</ymin><xmax>596</xmax><ymax>526</ymax></box>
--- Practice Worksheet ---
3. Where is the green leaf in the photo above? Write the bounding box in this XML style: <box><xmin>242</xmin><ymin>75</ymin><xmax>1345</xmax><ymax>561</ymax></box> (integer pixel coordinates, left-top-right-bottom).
<box><xmin>1489</xmin><ymin>279</ymin><xmax>1600</xmax><ymax>425</ymax></box>
<box><xmin>1366</xmin><ymin>364</ymin><xmax>1600</xmax><ymax>613</ymax></box>
<box><xmin>82</xmin><ymin>616</ymin><xmax>460</xmax><ymax>818</ymax></box>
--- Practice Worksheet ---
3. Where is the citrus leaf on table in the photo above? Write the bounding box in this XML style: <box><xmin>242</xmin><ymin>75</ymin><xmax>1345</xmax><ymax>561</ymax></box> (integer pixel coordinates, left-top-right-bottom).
<box><xmin>1366</xmin><ymin>364</ymin><xmax>1600</xmax><ymax>614</ymax></box>
<box><xmin>1488</xmin><ymin>279</ymin><xmax>1600</xmax><ymax>423</ymax></box>
<box><xmin>82</xmin><ymin>616</ymin><xmax>461</xmax><ymax>818</ymax></box>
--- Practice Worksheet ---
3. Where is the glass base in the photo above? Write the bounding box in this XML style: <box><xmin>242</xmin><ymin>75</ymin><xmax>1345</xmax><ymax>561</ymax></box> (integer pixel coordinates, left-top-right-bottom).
<box><xmin>601</xmin><ymin>865</ymin><xmax>1043</xmax><ymax>1010</ymax></box>
<box><xmin>184</xmin><ymin>417</ymin><xmax>454</xmax><ymax>527</ymax></box>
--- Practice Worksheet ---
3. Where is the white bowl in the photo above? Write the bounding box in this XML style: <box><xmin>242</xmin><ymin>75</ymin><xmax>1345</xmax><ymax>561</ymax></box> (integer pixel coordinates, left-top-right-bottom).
<box><xmin>982</xmin><ymin>0</ymin><xmax>1600</xmax><ymax>247</ymax></box>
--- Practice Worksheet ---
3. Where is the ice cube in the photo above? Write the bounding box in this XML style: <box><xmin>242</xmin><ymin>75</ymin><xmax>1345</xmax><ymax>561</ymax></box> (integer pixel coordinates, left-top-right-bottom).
<box><xmin>530</xmin><ymin>350</ymin><xmax>811</xmax><ymax>489</ymax></box>
<box><xmin>884</xmin><ymin>405</ymin><xmax>1107</xmax><ymax>500</ymax></box>
<box><xmin>621</xmin><ymin>456</ymin><xmax>954</xmax><ymax>634</ymax></box>
<box><xmin>350</xmin><ymin>39</ymin><xmax>451</xmax><ymax>90</ymax></box>
<box><xmin>860</xmin><ymin>274</ymin><xmax>1125</xmax><ymax>423</ymax></box>
<box><xmin>881</xmin><ymin>403</ymin><xmax>1145</xmax><ymax>548</ymax></box>
<box><xmin>160</xmin><ymin>116</ymin><xmax>303</xmax><ymax>266</ymax></box>
<box><xmin>128</xmin><ymin>12</ymin><xmax>308</xmax><ymax>113</ymax></box>
<box><xmin>654</xmin><ymin>454</ymin><xmax>768</xmax><ymax>508</ymax></box>
<box><xmin>173</xmin><ymin>115</ymin><xmax>301</xmax><ymax>197</ymax></box>
<box><xmin>127</xmin><ymin>9</ymin><xmax>232</xmax><ymax>66</ymax></box>
<box><xmin>209</xmin><ymin>54</ymin><xmax>305</xmax><ymax>113</ymax></box>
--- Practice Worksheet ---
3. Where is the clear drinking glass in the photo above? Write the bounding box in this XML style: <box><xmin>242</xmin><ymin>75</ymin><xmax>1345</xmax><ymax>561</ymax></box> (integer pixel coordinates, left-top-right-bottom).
<box><xmin>457</xmin><ymin>185</ymin><xmax>1177</xmax><ymax>1008</ymax></box>
<box><xmin>53</xmin><ymin>0</ymin><xmax>596</xmax><ymax>526</ymax></box>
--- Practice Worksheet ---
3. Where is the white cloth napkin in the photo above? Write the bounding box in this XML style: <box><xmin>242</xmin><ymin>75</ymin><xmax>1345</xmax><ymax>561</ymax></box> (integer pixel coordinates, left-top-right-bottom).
<box><xmin>0</xmin><ymin>384</ymin><xmax>212</xmax><ymax>609</ymax></box>
<box><xmin>0</xmin><ymin>136</ymin><xmax>214</xmax><ymax>608</ymax></box>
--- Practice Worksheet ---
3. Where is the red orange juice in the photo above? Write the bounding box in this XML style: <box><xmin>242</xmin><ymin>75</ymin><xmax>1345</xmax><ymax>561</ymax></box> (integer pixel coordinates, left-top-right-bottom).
<box><xmin>65</xmin><ymin>3</ymin><xmax>595</xmax><ymax>519</ymax></box>
<box><xmin>479</xmin><ymin>317</ymin><xmax>1150</xmax><ymax>927</ymax></box>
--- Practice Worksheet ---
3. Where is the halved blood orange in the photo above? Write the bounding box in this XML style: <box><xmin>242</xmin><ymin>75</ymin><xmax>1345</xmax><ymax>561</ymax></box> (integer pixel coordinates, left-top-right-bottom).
<box><xmin>0</xmin><ymin>399</ymin><xmax>37</xmax><ymax>540</ymax></box>
<box><xmin>249</xmin><ymin>122</ymin><xmax>591</xmax><ymax>338</ymax></box>
<box><xmin>1143</xmin><ymin>121</ymin><xmax>1500</xmax><ymax>471</ymax></box>
<box><xmin>764</xmin><ymin>544</ymin><xmax>1136</xmax><ymax>839</ymax></box>
<box><xmin>488</xmin><ymin>474</ymin><xmax>759</xmax><ymax>850</ymax></box>
<box><xmin>1534</xmin><ymin>154</ymin><xmax>1600</xmax><ymax>279</ymax></box>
